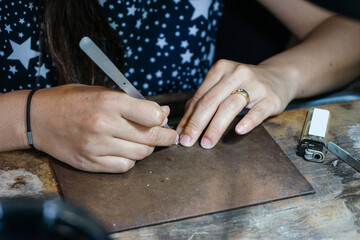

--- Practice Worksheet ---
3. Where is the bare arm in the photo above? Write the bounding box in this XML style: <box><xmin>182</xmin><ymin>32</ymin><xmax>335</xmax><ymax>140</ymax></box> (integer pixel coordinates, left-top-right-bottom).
<box><xmin>0</xmin><ymin>91</ymin><xmax>30</xmax><ymax>151</ymax></box>
<box><xmin>258</xmin><ymin>0</ymin><xmax>335</xmax><ymax>39</ymax></box>
<box><xmin>178</xmin><ymin>0</ymin><xmax>360</xmax><ymax>149</ymax></box>
<box><xmin>258</xmin><ymin>0</ymin><xmax>360</xmax><ymax>98</ymax></box>
<box><xmin>0</xmin><ymin>85</ymin><xmax>177</xmax><ymax>173</ymax></box>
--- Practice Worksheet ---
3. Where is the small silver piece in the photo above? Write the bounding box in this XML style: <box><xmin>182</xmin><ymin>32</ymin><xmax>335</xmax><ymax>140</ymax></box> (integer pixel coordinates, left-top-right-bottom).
<box><xmin>304</xmin><ymin>147</ymin><xmax>325</xmax><ymax>162</ymax></box>
<box><xmin>27</xmin><ymin>132</ymin><xmax>33</xmax><ymax>145</ymax></box>
<box><xmin>328</xmin><ymin>141</ymin><xmax>360</xmax><ymax>172</ymax></box>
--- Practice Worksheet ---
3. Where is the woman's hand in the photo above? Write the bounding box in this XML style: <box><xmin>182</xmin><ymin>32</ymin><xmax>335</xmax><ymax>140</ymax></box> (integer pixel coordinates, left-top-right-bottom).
<box><xmin>31</xmin><ymin>84</ymin><xmax>178</xmax><ymax>173</ymax></box>
<box><xmin>177</xmin><ymin>59</ymin><xmax>298</xmax><ymax>149</ymax></box>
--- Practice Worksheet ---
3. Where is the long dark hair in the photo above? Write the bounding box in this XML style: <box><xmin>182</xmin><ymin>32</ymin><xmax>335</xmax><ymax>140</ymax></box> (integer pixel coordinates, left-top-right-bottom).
<box><xmin>37</xmin><ymin>0</ymin><xmax>126</xmax><ymax>87</ymax></box>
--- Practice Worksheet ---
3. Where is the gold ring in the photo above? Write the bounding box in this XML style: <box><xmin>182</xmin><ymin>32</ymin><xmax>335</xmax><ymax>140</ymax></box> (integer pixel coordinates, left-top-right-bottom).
<box><xmin>231</xmin><ymin>88</ymin><xmax>250</xmax><ymax>105</ymax></box>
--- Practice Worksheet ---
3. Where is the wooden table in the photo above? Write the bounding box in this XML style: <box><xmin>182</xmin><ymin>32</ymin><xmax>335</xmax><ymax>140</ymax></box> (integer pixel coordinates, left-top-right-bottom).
<box><xmin>1</xmin><ymin>100</ymin><xmax>360</xmax><ymax>239</ymax></box>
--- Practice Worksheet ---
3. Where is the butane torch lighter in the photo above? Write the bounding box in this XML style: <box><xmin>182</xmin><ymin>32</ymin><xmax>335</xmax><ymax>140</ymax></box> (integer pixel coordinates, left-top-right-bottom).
<box><xmin>297</xmin><ymin>107</ymin><xmax>330</xmax><ymax>163</ymax></box>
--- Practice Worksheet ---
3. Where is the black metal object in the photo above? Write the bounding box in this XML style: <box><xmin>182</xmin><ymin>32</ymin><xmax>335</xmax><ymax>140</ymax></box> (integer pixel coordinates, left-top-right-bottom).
<box><xmin>0</xmin><ymin>199</ymin><xmax>109</xmax><ymax>240</ymax></box>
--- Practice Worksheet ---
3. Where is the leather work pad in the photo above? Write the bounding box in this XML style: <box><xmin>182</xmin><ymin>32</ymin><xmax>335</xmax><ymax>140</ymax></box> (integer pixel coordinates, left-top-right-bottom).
<box><xmin>51</xmin><ymin>93</ymin><xmax>314</xmax><ymax>232</ymax></box>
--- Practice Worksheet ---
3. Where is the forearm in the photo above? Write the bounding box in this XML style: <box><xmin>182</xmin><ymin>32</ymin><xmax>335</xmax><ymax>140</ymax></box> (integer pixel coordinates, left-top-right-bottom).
<box><xmin>260</xmin><ymin>15</ymin><xmax>360</xmax><ymax>99</ymax></box>
<box><xmin>0</xmin><ymin>90</ymin><xmax>31</xmax><ymax>151</ymax></box>
<box><xmin>258</xmin><ymin>0</ymin><xmax>334</xmax><ymax>39</ymax></box>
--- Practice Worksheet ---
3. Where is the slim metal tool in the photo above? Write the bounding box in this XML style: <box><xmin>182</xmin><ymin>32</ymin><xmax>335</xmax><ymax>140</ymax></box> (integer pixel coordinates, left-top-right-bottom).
<box><xmin>79</xmin><ymin>36</ymin><xmax>144</xmax><ymax>99</ymax></box>
<box><xmin>79</xmin><ymin>36</ymin><xmax>170</xmax><ymax>128</ymax></box>
<box><xmin>328</xmin><ymin>141</ymin><xmax>360</xmax><ymax>172</ymax></box>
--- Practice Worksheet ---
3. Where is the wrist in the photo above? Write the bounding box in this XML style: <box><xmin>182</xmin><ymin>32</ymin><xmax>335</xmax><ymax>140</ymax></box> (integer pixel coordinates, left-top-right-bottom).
<box><xmin>28</xmin><ymin>88</ymin><xmax>46</xmax><ymax>152</ymax></box>
<box><xmin>0</xmin><ymin>90</ymin><xmax>31</xmax><ymax>151</ymax></box>
<box><xmin>259</xmin><ymin>60</ymin><xmax>302</xmax><ymax>103</ymax></box>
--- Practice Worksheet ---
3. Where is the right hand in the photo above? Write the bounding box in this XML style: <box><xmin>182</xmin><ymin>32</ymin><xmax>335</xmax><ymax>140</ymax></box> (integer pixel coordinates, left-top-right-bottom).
<box><xmin>30</xmin><ymin>84</ymin><xmax>178</xmax><ymax>173</ymax></box>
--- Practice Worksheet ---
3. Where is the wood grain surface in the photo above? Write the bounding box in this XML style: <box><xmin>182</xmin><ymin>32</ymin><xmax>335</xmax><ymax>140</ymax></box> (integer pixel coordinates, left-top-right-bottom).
<box><xmin>1</xmin><ymin>100</ymin><xmax>359</xmax><ymax>240</ymax></box>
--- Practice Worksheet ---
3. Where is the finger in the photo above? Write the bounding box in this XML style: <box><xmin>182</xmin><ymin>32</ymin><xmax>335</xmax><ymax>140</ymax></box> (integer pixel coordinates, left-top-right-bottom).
<box><xmin>179</xmin><ymin>75</ymin><xmax>240</xmax><ymax>147</ymax></box>
<box><xmin>88</xmin><ymin>109</ymin><xmax>178</xmax><ymax>146</ymax></box>
<box><xmin>177</xmin><ymin>60</ymin><xmax>236</xmax><ymax>133</ymax></box>
<box><xmin>120</xmin><ymin>97</ymin><xmax>168</xmax><ymax>127</ymax></box>
<box><xmin>160</xmin><ymin>105</ymin><xmax>170</xmax><ymax>117</ymax></box>
<box><xmin>235</xmin><ymin>99</ymin><xmax>278</xmax><ymax>135</ymax></box>
<box><xmin>89</xmin><ymin>156</ymin><xmax>136</xmax><ymax>173</ymax></box>
<box><xmin>113</xmin><ymin>120</ymin><xmax>179</xmax><ymax>146</ymax></box>
<box><xmin>200</xmin><ymin>94</ymin><xmax>248</xmax><ymax>149</ymax></box>
<box><xmin>160</xmin><ymin>105</ymin><xmax>170</xmax><ymax>127</ymax></box>
<box><xmin>90</xmin><ymin>136</ymin><xmax>155</xmax><ymax>161</ymax></box>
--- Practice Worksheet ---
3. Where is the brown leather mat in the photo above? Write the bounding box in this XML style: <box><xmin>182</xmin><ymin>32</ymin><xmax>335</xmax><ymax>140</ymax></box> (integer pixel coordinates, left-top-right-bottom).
<box><xmin>51</xmin><ymin>119</ymin><xmax>314</xmax><ymax>233</ymax></box>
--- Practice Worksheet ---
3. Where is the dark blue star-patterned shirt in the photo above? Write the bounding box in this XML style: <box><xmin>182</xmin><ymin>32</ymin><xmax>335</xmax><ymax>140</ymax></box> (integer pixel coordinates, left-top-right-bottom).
<box><xmin>0</xmin><ymin>0</ymin><xmax>223</xmax><ymax>96</ymax></box>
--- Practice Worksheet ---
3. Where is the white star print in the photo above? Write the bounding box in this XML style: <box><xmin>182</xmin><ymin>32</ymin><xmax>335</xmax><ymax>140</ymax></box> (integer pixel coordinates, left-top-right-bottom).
<box><xmin>7</xmin><ymin>37</ymin><xmax>40</xmax><ymax>70</ymax></box>
<box><xmin>201</xmin><ymin>31</ymin><xmax>206</xmax><ymax>38</ymax></box>
<box><xmin>156</xmin><ymin>37</ymin><xmax>168</xmax><ymax>49</ymax></box>
<box><xmin>207</xmin><ymin>43</ymin><xmax>215</xmax><ymax>64</ymax></box>
<box><xmin>194</xmin><ymin>58</ymin><xmax>200</xmax><ymax>66</ymax></box>
<box><xmin>172</xmin><ymin>70</ymin><xmax>178</xmax><ymax>77</ymax></box>
<box><xmin>98</xmin><ymin>0</ymin><xmax>107</xmax><ymax>7</ymax></box>
<box><xmin>188</xmin><ymin>25</ymin><xmax>199</xmax><ymax>36</ymax></box>
<box><xmin>180</xmin><ymin>49</ymin><xmax>193</xmax><ymax>64</ymax></box>
<box><xmin>9</xmin><ymin>65</ymin><xmax>18</xmax><ymax>75</ymax></box>
<box><xmin>191</xmin><ymin>68</ymin><xmax>197</xmax><ymax>76</ymax></box>
<box><xmin>19</xmin><ymin>18</ymin><xmax>25</xmax><ymax>24</ymax></box>
<box><xmin>155</xmin><ymin>70</ymin><xmax>163</xmax><ymax>78</ymax></box>
<box><xmin>135</xmin><ymin>19</ymin><xmax>142</xmax><ymax>29</ymax></box>
<box><xmin>0</xmin><ymin>51</ymin><xmax>4</xmax><ymax>57</ymax></box>
<box><xmin>146</xmin><ymin>74</ymin><xmax>152</xmax><ymax>80</ymax></box>
<box><xmin>213</xmin><ymin>1</ymin><xmax>220</xmax><ymax>11</ymax></box>
<box><xmin>142</xmin><ymin>11</ymin><xmax>148</xmax><ymax>19</ymax></box>
<box><xmin>125</xmin><ymin>47</ymin><xmax>133</xmax><ymax>57</ymax></box>
<box><xmin>5</xmin><ymin>24</ymin><xmax>12</xmax><ymax>34</ymax></box>
<box><xmin>173</xmin><ymin>0</ymin><xmax>181</xmax><ymax>4</ymax></box>
<box><xmin>34</xmin><ymin>63</ymin><xmax>50</xmax><ymax>79</ymax></box>
<box><xmin>181</xmin><ymin>40</ymin><xmax>189</xmax><ymax>48</ymax></box>
<box><xmin>19</xmin><ymin>32</ymin><xmax>24</xmax><ymax>38</ymax></box>
<box><xmin>127</xmin><ymin>4</ymin><xmax>136</xmax><ymax>16</ymax></box>
<box><xmin>189</xmin><ymin>0</ymin><xmax>212</xmax><ymax>20</ymax></box>
<box><xmin>110</xmin><ymin>21</ymin><xmax>118</xmax><ymax>30</ymax></box>
<box><xmin>28</xmin><ymin>2</ymin><xmax>34</xmax><ymax>11</ymax></box>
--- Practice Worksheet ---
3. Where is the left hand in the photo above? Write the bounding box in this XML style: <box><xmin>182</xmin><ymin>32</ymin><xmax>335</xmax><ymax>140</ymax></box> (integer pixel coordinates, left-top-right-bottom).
<box><xmin>177</xmin><ymin>59</ymin><xmax>297</xmax><ymax>148</ymax></box>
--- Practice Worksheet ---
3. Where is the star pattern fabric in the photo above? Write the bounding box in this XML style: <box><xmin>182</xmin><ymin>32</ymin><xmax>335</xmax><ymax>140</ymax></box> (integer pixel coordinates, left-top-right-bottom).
<box><xmin>103</xmin><ymin>0</ymin><xmax>224</xmax><ymax>95</ymax></box>
<box><xmin>0</xmin><ymin>0</ymin><xmax>57</xmax><ymax>93</ymax></box>
<box><xmin>0</xmin><ymin>0</ymin><xmax>223</xmax><ymax>96</ymax></box>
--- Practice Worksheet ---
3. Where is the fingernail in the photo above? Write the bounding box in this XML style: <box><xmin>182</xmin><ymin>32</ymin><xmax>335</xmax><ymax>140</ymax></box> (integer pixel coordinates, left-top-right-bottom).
<box><xmin>161</xmin><ymin>117</ymin><xmax>168</xmax><ymax>127</ymax></box>
<box><xmin>201</xmin><ymin>137</ymin><xmax>212</xmax><ymax>149</ymax></box>
<box><xmin>180</xmin><ymin>134</ymin><xmax>192</xmax><ymax>147</ymax></box>
<box><xmin>160</xmin><ymin>105</ymin><xmax>170</xmax><ymax>115</ymax></box>
<box><xmin>236</xmin><ymin>124</ymin><xmax>247</xmax><ymax>134</ymax></box>
<box><xmin>173</xmin><ymin>134</ymin><xmax>179</xmax><ymax>145</ymax></box>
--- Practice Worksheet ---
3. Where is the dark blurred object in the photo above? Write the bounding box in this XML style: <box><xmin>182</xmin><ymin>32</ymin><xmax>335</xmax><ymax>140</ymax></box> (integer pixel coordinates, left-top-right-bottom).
<box><xmin>0</xmin><ymin>199</ymin><xmax>109</xmax><ymax>240</ymax></box>
<box><xmin>214</xmin><ymin>0</ymin><xmax>290</xmax><ymax>64</ymax></box>
<box><xmin>310</xmin><ymin>0</ymin><xmax>360</xmax><ymax>20</ymax></box>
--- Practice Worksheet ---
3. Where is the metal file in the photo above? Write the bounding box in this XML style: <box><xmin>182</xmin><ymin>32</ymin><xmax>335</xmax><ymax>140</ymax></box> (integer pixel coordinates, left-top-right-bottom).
<box><xmin>328</xmin><ymin>141</ymin><xmax>360</xmax><ymax>172</ymax></box>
